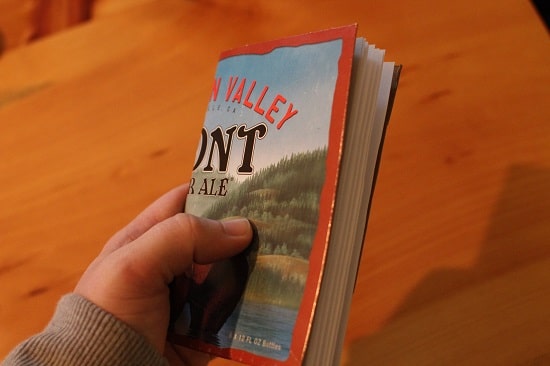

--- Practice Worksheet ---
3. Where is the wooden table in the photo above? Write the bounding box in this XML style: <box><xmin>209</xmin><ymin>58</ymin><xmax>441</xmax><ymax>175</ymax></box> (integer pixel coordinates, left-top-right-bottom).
<box><xmin>1</xmin><ymin>0</ymin><xmax>549</xmax><ymax>364</ymax></box>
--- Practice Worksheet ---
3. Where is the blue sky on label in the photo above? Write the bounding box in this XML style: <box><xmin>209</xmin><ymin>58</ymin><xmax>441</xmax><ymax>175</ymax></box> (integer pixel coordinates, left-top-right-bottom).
<box><xmin>199</xmin><ymin>39</ymin><xmax>343</xmax><ymax>179</ymax></box>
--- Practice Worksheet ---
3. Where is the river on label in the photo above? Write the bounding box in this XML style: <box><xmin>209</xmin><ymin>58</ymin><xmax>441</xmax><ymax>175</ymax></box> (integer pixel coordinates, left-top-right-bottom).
<box><xmin>218</xmin><ymin>301</ymin><xmax>299</xmax><ymax>360</ymax></box>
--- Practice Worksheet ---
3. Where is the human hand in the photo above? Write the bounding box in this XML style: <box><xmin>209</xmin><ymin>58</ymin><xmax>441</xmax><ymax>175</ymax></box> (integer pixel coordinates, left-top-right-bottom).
<box><xmin>74</xmin><ymin>184</ymin><xmax>253</xmax><ymax>365</ymax></box>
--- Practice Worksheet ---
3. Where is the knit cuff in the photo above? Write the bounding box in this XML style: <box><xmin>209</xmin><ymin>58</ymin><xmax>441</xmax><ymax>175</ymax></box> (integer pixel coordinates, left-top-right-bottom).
<box><xmin>3</xmin><ymin>293</ymin><xmax>167</xmax><ymax>366</ymax></box>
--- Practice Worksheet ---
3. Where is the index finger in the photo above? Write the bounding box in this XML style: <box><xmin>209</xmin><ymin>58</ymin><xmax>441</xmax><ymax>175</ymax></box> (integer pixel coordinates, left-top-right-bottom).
<box><xmin>100</xmin><ymin>184</ymin><xmax>190</xmax><ymax>257</ymax></box>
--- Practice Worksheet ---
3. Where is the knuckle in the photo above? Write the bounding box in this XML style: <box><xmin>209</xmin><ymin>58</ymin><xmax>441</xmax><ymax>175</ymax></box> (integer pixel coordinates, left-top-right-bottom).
<box><xmin>171</xmin><ymin>213</ymin><xmax>203</xmax><ymax>242</ymax></box>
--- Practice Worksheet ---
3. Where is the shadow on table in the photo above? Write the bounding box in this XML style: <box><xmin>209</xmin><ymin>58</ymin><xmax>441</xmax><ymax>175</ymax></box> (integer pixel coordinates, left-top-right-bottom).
<box><xmin>345</xmin><ymin>165</ymin><xmax>550</xmax><ymax>365</ymax></box>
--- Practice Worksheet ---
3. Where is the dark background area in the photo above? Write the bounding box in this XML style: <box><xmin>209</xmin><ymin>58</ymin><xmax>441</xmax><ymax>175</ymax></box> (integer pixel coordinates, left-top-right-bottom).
<box><xmin>532</xmin><ymin>0</ymin><xmax>550</xmax><ymax>29</ymax></box>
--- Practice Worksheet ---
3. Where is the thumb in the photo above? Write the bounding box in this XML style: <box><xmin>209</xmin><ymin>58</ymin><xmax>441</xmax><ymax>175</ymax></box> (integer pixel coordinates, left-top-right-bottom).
<box><xmin>126</xmin><ymin>214</ymin><xmax>253</xmax><ymax>286</ymax></box>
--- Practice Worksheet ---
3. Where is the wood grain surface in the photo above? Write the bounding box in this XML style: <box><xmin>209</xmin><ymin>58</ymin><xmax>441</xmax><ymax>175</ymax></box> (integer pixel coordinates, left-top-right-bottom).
<box><xmin>0</xmin><ymin>0</ymin><xmax>93</xmax><ymax>52</ymax></box>
<box><xmin>1</xmin><ymin>0</ymin><xmax>549</xmax><ymax>364</ymax></box>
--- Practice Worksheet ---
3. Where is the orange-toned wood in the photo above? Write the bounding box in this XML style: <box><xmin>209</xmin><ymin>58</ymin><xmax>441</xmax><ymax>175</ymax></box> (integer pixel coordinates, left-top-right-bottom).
<box><xmin>32</xmin><ymin>0</ymin><xmax>93</xmax><ymax>39</ymax></box>
<box><xmin>1</xmin><ymin>0</ymin><xmax>549</xmax><ymax>364</ymax></box>
<box><xmin>92</xmin><ymin>0</ymin><xmax>157</xmax><ymax>17</ymax></box>
<box><xmin>0</xmin><ymin>0</ymin><xmax>93</xmax><ymax>52</ymax></box>
<box><xmin>0</xmin><ymin>0</ymin><xmax>37</xmax><ymax>51</ymax></box>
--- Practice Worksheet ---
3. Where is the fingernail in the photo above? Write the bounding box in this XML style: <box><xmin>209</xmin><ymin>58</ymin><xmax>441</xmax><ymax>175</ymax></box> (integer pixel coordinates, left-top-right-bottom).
<box><xmin>222</xmin><ymin>217</ymin><xmax>252</xmax><ymax>236</ymax></box>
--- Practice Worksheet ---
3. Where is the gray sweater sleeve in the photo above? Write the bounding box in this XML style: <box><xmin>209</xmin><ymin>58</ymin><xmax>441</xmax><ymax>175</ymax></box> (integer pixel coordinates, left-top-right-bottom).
<box><xmin>2</xmin><ymin>294</ymin><xmax>167</xmax><ymax>366</ymax></box>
